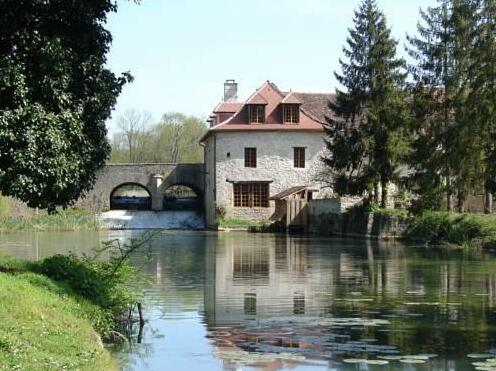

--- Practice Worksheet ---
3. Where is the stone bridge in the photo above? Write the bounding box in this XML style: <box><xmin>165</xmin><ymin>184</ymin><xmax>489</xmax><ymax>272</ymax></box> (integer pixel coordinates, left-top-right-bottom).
<box><xmin>78</xmin><ymin>163</ymin><xmax>204</xmax><ymax>211</ymax></box>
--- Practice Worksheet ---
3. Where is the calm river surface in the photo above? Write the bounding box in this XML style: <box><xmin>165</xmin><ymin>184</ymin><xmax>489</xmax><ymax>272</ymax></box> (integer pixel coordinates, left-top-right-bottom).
<box><xmin>1</xmin><ymin>230</ymin><xmax>496</xmax><ymax>370</ymax></box>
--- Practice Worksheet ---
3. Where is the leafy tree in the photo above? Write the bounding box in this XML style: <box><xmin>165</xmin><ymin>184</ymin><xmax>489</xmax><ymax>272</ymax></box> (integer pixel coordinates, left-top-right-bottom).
<box><xmin>407</xmin><ymin>0</ymin><xmax>479</xmax><ymax>212</ymax></box>
<box><xmin>0</xmin><ymin>0</ymin><xmax>135</xmax><ymax>212</ymax></box>
<box><xmin>113</xmin><ymin>109</ymin><xmax>152</xmax><ymax>163</ymax></box>
<box><xmin>110</xmin><ymin>112</ymin><xmax>207</xmax><ymax>164</ymax></box>
<box><xmin>323</xmin><ymin>0</ymin><xmax>410</xmax><ymax>208</ymax></box>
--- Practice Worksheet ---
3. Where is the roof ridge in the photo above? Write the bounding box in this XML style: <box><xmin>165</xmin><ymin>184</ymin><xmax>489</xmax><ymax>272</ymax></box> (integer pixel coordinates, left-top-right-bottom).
<box><xmin>294</xmin><ymin>91</ymin><xmax>335</xmax><ymax>96</ymax></box>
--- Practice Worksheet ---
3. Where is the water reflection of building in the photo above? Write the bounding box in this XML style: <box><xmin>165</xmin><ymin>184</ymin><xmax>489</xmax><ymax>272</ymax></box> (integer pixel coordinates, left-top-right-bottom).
<box><xmin>204</xmin><ymin>234</ymin><xmax>337</xmax><ymax>326</ymax></box>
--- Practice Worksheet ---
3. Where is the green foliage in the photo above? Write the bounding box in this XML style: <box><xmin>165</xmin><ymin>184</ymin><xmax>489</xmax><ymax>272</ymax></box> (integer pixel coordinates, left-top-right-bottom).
<box><xmin>37</xmin><ymin>252</ymin><xmax>141</xmax><ymax>319</ymax></box>
<box><xmin>0</xmin><ymin>234</ymin><xmax>152</xmax><ymax>335</ymax></box>
<box><xmin>407</xmin><ymin>0</ymin><xmax>485</xmax><ymax>211</ymax></box>
<box><xmin>366</xmin><ymin>202</ymin><xmax>409</xmax><ymax>218</ymax></box>
<box><xmin>0</xmin><ymin>208</ymin><xmax>102</xmax><ymax>232</ymax></box>
<box><xmin>0</xmin><ymin>272</ymin><xmax>117</xmax><ymax>370</ymax></box>
<box><xmin>323</xmin><ymin>0</ymin><xmax>410</xmax><ymax>207</ymax></box>
<box><xmin>406</xmin><ymin>212</ymin><xmax>496</xmax><ymax>247</ymax></box>
<box><xmin>0</xmin><ymin>1</ymin><xmax>133</xmax><ymax>212</ymax></box>
<box><xmin>467</xmin><ymin>0</ymin><xmax>496</xmax><ymax>201</ymax></box>
<box><xmin>110</xmin><ymin>110</ymin><xmax>207</xmax><ymax>164</ymax></box>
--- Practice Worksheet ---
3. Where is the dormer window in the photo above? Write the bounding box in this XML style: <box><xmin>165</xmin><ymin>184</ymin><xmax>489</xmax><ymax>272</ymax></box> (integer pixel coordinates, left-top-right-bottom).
<box><xmin>283</xmin><ymin>104</ymin><xmax>300</xmax><ymax>124</ymax></box>
<box><xmin>248</xmin><ymin>105</ymin><xmax>265</xmax><ymax>124</ymax></box>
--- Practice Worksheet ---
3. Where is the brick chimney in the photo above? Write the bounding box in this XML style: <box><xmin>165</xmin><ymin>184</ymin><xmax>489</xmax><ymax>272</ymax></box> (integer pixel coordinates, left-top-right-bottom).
<box><xmin>223</xmin><ymin>79</ymin><xmax>238</xmax><ymax>102</ymax></box>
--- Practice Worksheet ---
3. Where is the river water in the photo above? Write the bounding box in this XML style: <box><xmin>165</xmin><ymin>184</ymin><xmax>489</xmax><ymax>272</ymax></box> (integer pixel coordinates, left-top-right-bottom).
<box><xmin>1</xmin><ymin>230</ymin><xmax>496</xmax><ymax>370</ymax></box>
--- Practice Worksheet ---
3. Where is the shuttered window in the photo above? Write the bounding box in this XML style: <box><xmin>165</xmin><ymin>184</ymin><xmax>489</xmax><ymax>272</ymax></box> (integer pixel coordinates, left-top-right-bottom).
<box><xmin>233</xmin><ymin>183</ymin><xmax>269</xmax><ymax>208</ymax></box>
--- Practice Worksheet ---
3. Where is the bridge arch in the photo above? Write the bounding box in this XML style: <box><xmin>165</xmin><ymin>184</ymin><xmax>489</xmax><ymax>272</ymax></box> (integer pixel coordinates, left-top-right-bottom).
<box><xmin>110</xmin><ymin>183</ymin><xmax>152</xmax><ymax>210</ymax></box>
<box><xmin>77</xmin><ymin>163</ymin><xmax>205</xmax><ymax>211</ymax></box>
<box><xmin>163</xmin><ymin>183</ymin><xmax>204</xmax><ymax>211</ymax></box>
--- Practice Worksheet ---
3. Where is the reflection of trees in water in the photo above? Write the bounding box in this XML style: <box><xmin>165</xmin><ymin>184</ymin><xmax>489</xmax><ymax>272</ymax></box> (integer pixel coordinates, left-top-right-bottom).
<box><xmin>128</xmin><ymin>232</ymin><xmax>207</xmax><ymax>314</ymax></box>
<box><xmin>206</xmin><ymin>235</ymin><xmax>496</xmax><ymax>357</ymax></box>
<box><xmin>122</xmin><ymin>231</ymin><xmax>496</xmax><ymax>360</ymax></box>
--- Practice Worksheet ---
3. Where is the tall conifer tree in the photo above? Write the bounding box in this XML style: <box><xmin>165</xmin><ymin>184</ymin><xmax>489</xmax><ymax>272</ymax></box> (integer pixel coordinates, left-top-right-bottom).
<box><xmin>469</xmin><ymin>0</ymin><xmax>496</xmax><ymax>213</ymax></box>
<box><xmin>407</xmin><ymin>0</ymin><xmax>478</xmax><ymax>212</ymax></box>
<box><xmin>323</xmin><ymin>0</ymin><xmax>409</xmax><ymax>208</ymax></box>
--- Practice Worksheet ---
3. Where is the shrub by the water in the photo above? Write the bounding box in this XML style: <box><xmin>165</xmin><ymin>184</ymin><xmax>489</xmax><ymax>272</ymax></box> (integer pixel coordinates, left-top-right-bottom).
<box><xmin>406</xmin><ymin>212</ymin><xmax>496</xmax><ymax>248</ymax></box>
<box><xmin>37</xmin><ymin>253</ymin><xmax>140</xmax><ymax>321</ymax></box>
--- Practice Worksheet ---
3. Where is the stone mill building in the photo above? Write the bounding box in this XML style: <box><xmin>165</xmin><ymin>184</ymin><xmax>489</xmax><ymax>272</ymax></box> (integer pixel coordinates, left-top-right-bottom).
<box><xmin>201</xmin><ymin>80</ymin><xmax>334</xmax><ymax>227</ymax></box>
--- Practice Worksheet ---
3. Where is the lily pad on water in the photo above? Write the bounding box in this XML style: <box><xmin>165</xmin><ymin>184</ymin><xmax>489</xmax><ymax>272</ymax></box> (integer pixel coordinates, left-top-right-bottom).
<box><xmin>213</xmin><ymin>349</ymin><xmax>306</xmax><ymax>365</ymax></box>
<box><xmin>402</xmin><ymin>355</ymin><xmax>431</xmax><ymax>360</ymax></box>
<box><xmin>378</xmin><ymin>355</ymin><xmax>404</xmax><ymax>360</ymax></box>
<box><xmin>343</xmin><ymin>358</ymin><xmax>367</xmax><ymax>363</ymax></box>
<box><xmin>318</xmin><ymin>318</ymin><xmax>391</xmax><ymax>327</ymax></box>
<box><xmin>365</xmin><ymin>360</ymin><xmax>389</xmax><ymax>365</ymax></box>
<box><xmin>473</xmin><ymin>360</ymin><xmax>496</xmax><ymax>371</ymax></box>
<box><xmin>400</xmin><ymin>358</ymin><xmax>427</xmax><ymax>364</ymax></box>
<box><xmin>473</xmin><ymin>362</ymin><xmax>493</xmax><ymax>367</ymax></box>
<box><xmin>468</xmin><ymin>354</ymin><xmax>494</xmax><ymax>359</ymax></box>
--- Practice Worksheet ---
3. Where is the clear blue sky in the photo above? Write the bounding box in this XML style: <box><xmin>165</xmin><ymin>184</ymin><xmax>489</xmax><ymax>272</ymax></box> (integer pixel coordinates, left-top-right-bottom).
<box><xmin>106</xmin><ymin>0</ymin><xmax>437</xmax><ymax>132</ymax></box>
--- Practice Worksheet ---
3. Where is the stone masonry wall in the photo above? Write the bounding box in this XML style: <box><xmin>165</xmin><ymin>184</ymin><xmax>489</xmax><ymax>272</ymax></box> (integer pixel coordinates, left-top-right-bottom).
<box><xmin>210</xmin><ymin>131</ymin><xmax>331</xmax><ymax>223</ymax></box>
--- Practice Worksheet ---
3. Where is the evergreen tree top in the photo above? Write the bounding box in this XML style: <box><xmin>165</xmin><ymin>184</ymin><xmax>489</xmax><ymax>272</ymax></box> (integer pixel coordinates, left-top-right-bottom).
<box><xmin>331</xmin><ymin>0</ymin><xmax>406</xmax><ymax>123</ymax></box>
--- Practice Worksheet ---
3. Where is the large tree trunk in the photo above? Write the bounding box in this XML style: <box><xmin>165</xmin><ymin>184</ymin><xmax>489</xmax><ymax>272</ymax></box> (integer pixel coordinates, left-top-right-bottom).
<box><xmin>485</xmin><ymin>190</ymin><xmax>493</xmax><ymax>214</ymax></box>
<box><xmin>381</xmin><ymin>181</ymin><xmax>388</xmax><ymax>209</ymax></box>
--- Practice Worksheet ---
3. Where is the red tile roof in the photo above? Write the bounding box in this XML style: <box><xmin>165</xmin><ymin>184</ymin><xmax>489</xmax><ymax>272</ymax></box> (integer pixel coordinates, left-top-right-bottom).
<box><xmin>213</xmin><ymin>102</ymin><xmax>243</xmax><ymax>113</ymax></box>
<box><xmin>281</xmin><ymin>91</ymin><xmax>302</xmax><ymax>104</ymax></box>
<box><xmin>201</xmin><ymin>81</ymin><xmax>336</xmax><ymax>142</ymax></box>
<box><xmin>246</xmin><ymin>92</ymin><xmax>269</xmax><ymax>105</ymax></box>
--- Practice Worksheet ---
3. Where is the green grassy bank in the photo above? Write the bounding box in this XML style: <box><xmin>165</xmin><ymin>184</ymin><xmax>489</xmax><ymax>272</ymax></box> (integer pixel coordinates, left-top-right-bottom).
<box><xmin>0</xmin><ymin>272</ymin><xmax>117</xmax><ymax>370</ymax></box>
<box><xmin>0</xmin><ymin>208</ymin><xmax>102</xmax><ymax>232</ymax></box>
<box><xmin>404</xmin><ymin>211</ymin><xmax>496</xmax><ymax>248</ymax></box>
<box><xmin>0</xmin><ymin>243</ymin><xmax>146</xmax><ymax>370</ymax></box>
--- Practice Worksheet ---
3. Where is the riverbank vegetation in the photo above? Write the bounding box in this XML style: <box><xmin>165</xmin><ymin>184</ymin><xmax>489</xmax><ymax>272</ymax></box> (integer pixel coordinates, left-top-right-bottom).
<box><xmin>0</xmin><ymin>235</ymin><xmax>150</xmax><ymax>369</ymax></box>
<box><xmin>0</xmin><ymin>208</ymin><xmax>102</xmax><ymax>233</ymax></box>
<box><xmin>405</xmin><ymin>212</ymin><xmax>496</xmax><ymax>248</ymax></box>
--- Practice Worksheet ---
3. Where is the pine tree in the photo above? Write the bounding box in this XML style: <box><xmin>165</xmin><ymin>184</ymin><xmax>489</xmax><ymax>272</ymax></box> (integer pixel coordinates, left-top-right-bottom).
<box><xmin>323</xmin><ymin>0</ymin><xmax>410</xmax><ymax>208</ymax></box>
<box><xmin>469</xmin><ymin>0</ymin><xmax>496</xmax><ymax>213</ymax></box>
<box><xmin>407</xmin><ymin>0</ymin><xmax>478</xmax><ymax>212</ymax></box>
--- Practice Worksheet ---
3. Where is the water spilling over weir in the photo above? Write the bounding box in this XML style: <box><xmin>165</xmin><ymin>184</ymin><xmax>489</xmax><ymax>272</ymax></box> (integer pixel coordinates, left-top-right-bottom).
<box><xmin>98</xmin><ymin>210</ymin><xmax>205</xmax><ymax>230</ymax></box>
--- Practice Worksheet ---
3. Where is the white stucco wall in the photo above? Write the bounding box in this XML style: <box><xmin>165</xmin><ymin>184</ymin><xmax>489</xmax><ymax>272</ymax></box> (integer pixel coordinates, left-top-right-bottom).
<box><xmin>205</xmin><ymin>131</ymin><xmax>331</xmax><ymax>223</ymax></box>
